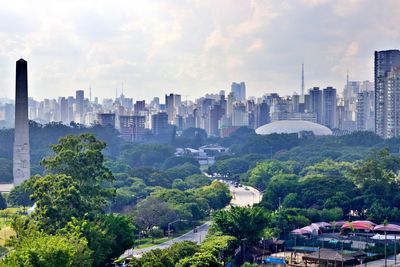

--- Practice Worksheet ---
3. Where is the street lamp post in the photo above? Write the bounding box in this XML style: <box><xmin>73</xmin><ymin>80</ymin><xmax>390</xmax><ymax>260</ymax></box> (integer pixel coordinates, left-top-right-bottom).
<box><xmin>395</xmin><ymin>235</ymin><xmax>397</xmax><ymax>264</ymax></box>
<box><xmin>385</xmin><ymin>230</ymin><xmax>387</xmax><ymax>267</ymax></box>
<box><xmin>167</xmin><ymin>219</ymin><xmax>187</xmax><ymax>239</ymax></box>
<box><xmin>241</xmin><ymin>238</ymin><xmax>248</xmax><ymax>264</ymax></box>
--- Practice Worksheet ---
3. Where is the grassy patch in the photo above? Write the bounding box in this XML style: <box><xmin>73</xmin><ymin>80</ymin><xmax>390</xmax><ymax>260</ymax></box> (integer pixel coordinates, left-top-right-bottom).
<box><xmin>136</xmin><ymin>237</ymin><xmax>171</xmax><ymax>249</ymax></box>
<box><xmin>0</xmin><ymin>226</ymin><xmax>15</xmax><ymax>246</ymax></box>
<box><xmin>134</xmin><ymin>220</ymin><xmax>210</xmax><ymax>249</ymax></box>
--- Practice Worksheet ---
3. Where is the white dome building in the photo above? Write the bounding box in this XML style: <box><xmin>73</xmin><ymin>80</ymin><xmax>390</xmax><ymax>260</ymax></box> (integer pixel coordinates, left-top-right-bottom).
<box><xmin>255</xmin><ymin>120</ymin><xmax>333</xmax><ymax>136</ymax></box>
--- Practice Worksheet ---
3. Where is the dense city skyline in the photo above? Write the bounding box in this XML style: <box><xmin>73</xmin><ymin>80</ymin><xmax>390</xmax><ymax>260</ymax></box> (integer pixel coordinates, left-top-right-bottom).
<box><xmin>2</xmin><ymin>2</ymin><xmax>400</xmax><ymax>265</ymax></box>
<box><xmin>1</xmin><ymin>0</ymin><xmax>400</xmax><ymax>100</ymax></box>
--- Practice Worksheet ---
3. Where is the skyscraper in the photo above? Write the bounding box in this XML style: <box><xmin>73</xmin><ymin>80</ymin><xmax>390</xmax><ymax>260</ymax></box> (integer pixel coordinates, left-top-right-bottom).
<box><xmin>134</xmin><ymin>100</ymin><xmax>146</xmax><ymax>115</ymax></box>
<box><xmin>309</xmin><ymin>87</ymin><xmax>323</xmax><ymax>124</ymax></box>
<box><xmin>232</xmin><ymin>102</ymin><xmax>248</xmax><ymax>126</ymax></box>
<box><xmin>208</xmin><ymin>103</ymin><xmax>224</xmax><ymax>137</ymax></box>
<box><xmin>255</xmin><ymin>101</ymin><xmax>269</xmax><ymax>127</ymax></box>
<box><xmin>119</xmin><ymin>115</ymin><xmax>146</xmax><ymax>142</ymax></box>
<box><xmin>151</xmin><ymin>112</ymin><xmax>170</xmax><ymax>139</ymax></box>
<box><xmin>375</xmin><ymin>50</ymin><xmax>400</xmax><ymax>138</ymax></box>
<box><xmin>342</xmin><ymin>80</ymin><xmax>374</xmax><ymax>132</ymax></box>
<box><xmin>75</xmin><ymin>90</ymin><xmax>84</xmax><ymax>123</ymax></box>
<box><xmin>13</xmin><ymin>59</ymin><xmax>30</xmax><ymax>186</ymax></box>
<box><xmin>231</xmin><ymin>82</ymin><xmax>246</xmax><ymax>102</ymax></box>
<box><xmin>322</xmin><ymin>87</ymin><xmax>337</xmax><ymax>129</ymax></box>
<box><xmin>356</xmin><ymin>90</ymin><xmax>375</xmax><ymax>131</ymax></box>
<box><xmin>386</xmin><ymin>68</ymin><xmax>400</xmax><ymax>138</ymax></box>
<box><xmin>58</xmin><ymin>97</ymin><xmax>68</xmax><ymax>124</ymax></box>
<box><xmin>165</xmin><ymin>94</ymin><xmax>181</xmax><ymax>124</ymax></box>
<box><xmin>97</xmin><ymin>113</ymin><xmax>116</xmax><ymax>128</ymax></box>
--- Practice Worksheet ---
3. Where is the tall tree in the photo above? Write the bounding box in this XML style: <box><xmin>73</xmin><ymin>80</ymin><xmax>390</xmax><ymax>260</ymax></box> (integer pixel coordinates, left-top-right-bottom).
<box><xmin>176</xmin><ymin>252</ymin><xmax>222</xmax><ymax>267</ymax></box>
<box><xmin>32</xmin><ymin>174</ymin><xmax>82</xmax><ymax>232</ymax></box>
<box><xmin>1</xmin><ymin>230</ymin><xmax>92</xmax><ymax>267</ymax></box>
<box><xmin>63</xmin><ymin>215</ymin><xmax>136</xmax><ymax>267</ymax></box>
<box><xmin>41</xmin><ymin>134</ymin><xmax>114</xmax><ymax>213</ymax></box>
<box><xmin>211</xmin><ymin>206</ymin><xmax>269</xmax><ymax>245</ymax></box>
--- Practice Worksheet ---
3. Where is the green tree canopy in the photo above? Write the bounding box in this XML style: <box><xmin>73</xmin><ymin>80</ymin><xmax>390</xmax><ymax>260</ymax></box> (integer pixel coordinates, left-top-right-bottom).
<box><xmin>8</xmin><ymin>178</ymin><xmax>36</xmax><ymax>207</ymax></box>
<box><xmin>211</xmin><ymin>206</ymin><xmax>269</xmax><ymax>245</ymax></box>
<box><xmin>62</xmin><ymin>214</ymin><xmax>136</xmax><ymax>267</ymax></box>
<box><xmin>1</xmin><ymin>231</ymin><xmax>92</xmax><ymax>267</ymax></box>
<box><xmin>32</xmin><ymin>174</ymin><xmax>82</xmax><ymax>232</ymax></box>
<box><xmin>246</xmin><ymin>160</ymin><xmax>297</xmax><ymax>190</ymax></box>
<box><xmin>41</xmin><ymin>134</ymin><xmax>114</xmax><ymax>213</ymax></box>
<box><xmin>176</xmin><ymin>251</ymin><xmax>222</xmax><ymax>267</ymax></box>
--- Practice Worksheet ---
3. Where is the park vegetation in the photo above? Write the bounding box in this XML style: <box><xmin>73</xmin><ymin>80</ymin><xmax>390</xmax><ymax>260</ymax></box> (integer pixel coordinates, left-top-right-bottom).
<box><xmin>0</xmin><ymin>130</ymin><xmax>231</xmax><ymax>266</ymax></box>
<box><xmin>1</xmin><ymin>123</ymin><xmax>400</xmax><ymax>265</ymax></box>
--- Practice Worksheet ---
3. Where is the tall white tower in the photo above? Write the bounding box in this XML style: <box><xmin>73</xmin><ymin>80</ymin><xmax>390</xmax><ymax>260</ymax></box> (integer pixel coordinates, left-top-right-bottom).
<box><xmin>13</xmin><ymin>59</ymin><xmax>31</xmax><ymax>186</ymax></box>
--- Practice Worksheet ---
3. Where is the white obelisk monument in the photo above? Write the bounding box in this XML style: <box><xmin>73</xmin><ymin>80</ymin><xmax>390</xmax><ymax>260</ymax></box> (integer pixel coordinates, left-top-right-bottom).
<box><xmin>13</xmin><ymin>59</ymin><xmax>30</xmax><ymax>186</ymax></box>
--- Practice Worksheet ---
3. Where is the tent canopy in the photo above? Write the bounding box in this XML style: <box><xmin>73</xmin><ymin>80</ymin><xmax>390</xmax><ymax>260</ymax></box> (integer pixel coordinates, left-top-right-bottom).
<box><xmin>374</xmin><ymin>224</ymin><xmax>400</xmax><ymax>232</ymax></box>
<box><xmin>342</xmin><ymin>221</ymin><xmax>375</xmax><ymax>230</ymax></box>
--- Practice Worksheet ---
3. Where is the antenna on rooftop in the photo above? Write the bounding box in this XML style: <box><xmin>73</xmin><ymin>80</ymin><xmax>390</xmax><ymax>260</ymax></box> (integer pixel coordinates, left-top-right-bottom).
<box><xmin>301</xmin><ymin>63</ymin><xmax>305</xmax><ymax>96</ymax></box>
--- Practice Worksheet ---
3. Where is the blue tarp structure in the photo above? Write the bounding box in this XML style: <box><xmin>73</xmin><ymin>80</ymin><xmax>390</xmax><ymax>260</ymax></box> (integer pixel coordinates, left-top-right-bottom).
<box><xmin>264</xmin><ymin>257</ymin><xmax>286</xmax><ymax>265</ymax></box>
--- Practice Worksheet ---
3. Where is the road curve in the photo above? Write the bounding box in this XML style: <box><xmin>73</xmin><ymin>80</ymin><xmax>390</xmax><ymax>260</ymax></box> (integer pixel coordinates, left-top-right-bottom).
<box><xmin>121</xmin><ymin>181</ymin><xmax>261</xmax><ymax>258</ymax></box>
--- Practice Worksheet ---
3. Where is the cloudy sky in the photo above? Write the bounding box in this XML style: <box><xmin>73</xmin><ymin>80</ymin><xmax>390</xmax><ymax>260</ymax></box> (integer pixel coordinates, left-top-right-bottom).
<box><xmin>1</xmin><ymin>0</ymin><xmax>400</xmax><ymax>101</ymax></box>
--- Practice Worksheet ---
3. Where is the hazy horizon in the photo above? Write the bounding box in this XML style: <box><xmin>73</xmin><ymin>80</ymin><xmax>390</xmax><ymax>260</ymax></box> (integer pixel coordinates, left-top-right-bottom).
<box><xmin>1</xmin><ymin>0</ymin><xmax>400</xmax><ymax>101</ymax></box>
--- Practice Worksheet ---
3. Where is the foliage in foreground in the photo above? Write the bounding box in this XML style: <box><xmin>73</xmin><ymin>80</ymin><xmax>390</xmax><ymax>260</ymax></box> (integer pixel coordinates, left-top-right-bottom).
<box><xmin>1</xmin><ymin>218</ymin><xmax>92</xmax><ymax>267</ymax></box>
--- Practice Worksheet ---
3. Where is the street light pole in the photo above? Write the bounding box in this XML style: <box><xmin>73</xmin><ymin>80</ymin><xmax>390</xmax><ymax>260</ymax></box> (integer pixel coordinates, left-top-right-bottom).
<box><xmin>395</xmin><ymin>235</ymin><xmax>397</xmax><ymax>265</ymax></box>
<box><xmin>167</xmin><ymin>219</ymin><xmax>187</xmax><ymax>239</ymax></box>
<box><xmin>241</xmin><ymin>238</ymin><xmax>247</xmax><ymax>263</ymax></box>
<box><xmin>385</xmin><ymin>230</ymin><xmax>387</xmax><ymax>267</ymax></box>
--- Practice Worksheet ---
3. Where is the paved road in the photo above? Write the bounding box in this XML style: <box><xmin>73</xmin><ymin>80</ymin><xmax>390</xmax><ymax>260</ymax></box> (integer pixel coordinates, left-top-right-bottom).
<box><xmin>229</xmin><ymin>183</ymin><xmax>261</xmax><ymax>207</ymax></box>
<box><xmin>121</xmin><ymin>182</ymin><xmax>261</xmax><ymax>258</ymax></box>
<box><xmin>121</xmin><ymin>221</ymin><xmax>211</xmax><ymax>258</ymax></box>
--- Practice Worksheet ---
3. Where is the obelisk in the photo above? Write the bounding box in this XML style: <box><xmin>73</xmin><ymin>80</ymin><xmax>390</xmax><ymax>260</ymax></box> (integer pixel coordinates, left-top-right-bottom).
<box><xmin>13</xmin><ymin>59</ymin><xmax>30</xmax><ymax>186</ymax></box>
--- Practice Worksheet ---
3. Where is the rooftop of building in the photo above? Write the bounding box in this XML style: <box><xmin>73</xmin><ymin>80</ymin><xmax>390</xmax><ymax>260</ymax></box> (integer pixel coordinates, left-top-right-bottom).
<box><xmin>255</xmin><ymin>120</ymin><xmax>333</xmax><ymax>136</ymax></box>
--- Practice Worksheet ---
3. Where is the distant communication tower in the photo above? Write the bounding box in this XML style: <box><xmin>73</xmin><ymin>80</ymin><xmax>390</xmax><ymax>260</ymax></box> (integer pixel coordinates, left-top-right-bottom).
<box><xmin>301</xmin><ymin>63</ymin><xmax>305</xmax><ymax>96</ymax></box>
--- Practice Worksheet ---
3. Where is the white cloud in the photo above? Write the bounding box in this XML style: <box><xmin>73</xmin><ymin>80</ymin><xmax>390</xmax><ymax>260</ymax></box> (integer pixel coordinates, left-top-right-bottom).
<box><xmin>247</xmin><ymin>39</ymin><xmax>264</xmax><ymax>53</ymax></box>
<box><xmin>0</xmin><ymin>0</ymin><xmax>400</xmax><ymax>100</ymax></box>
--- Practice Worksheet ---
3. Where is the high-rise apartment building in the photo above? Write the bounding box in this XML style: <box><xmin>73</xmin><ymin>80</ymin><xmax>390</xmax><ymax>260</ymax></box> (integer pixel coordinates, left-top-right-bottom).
<box><xmin>134</xmin><ymin>100</ymin><xmax>146</xmax><ymax>115</ymax></box>
<box><xmin>75</xmin><ymin>90</ymin><xmax>85</xmax><ymax>123</ymax></box>
<box><xmin>4</xmin><ymin>103</ymin><xmax>14</xmax><ymax>127</ymax></box>
<box><xmin>322</xmin><ymin>87</ymin><xmax>337</xmax><ymax>129</ymax></box>
<box><xmin>165</xmin><ymin>94</ymin><xmax>181</xmax><ymax>124</ymax></box>
<box><xmin>119</xmin><ymin>115</ymin><xmax>146</xmax><ymax>142</ymax></box>
<box><xmin>231</xmin><ymin>82</ymin><xmax>246</xmax><ymax>102</ymax></box>
<box><xmin>232</xmin><ymin>102</ymin><xmax>248</xmax><ymax>126</ymax></box>
<box><xmin>375</xmin><ymin>50</ymin><xmax>400</xmax><ymax>138</ymax></box>
<box><xmin>58</xmin><ymin>97</ymin><xmax>68</xmax><ymax>124</ymax></box>
<box><xmin>97</xmin><ymin>113</ymin><xmax>116</xmax><ymax>128</ymax></box>
<box><xmin>255</xmin><ymin>101</ymin><xmax>269</xmax><ymax>128</ymax></box>
<box><xmin>151</xmin><ymin>112</ymin><xmax>170</xmax><ymax>139</ymax></box>
<box><xmin>342</xmin><ymin>80</ymin><xmax>374</xmax><ymax>132</ymax></box>
<box><xmin>386</xmin><ymin>68</ymin><xmax>400</xmax><ymax>138</ymax></box>
<box><xmin>309</xmin><ymin>87</ymin><xmax>323</xmax><ymax>124</ymax></box>
<box><xmin>208</xmin><ymin>104</ymin><xmax>224</xmax><ymax>137</ymax></box>
<box><xmin>356</xmin><ymin>90</ymin><xmax>375</xmax><ymax>131</ymax></box>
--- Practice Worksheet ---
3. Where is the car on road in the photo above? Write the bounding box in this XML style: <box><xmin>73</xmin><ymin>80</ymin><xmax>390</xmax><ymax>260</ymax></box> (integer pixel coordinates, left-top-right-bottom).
<box><xmin>244</xmin><ymin>187</ymin><xmax>249</xmax><ymax>190</ymax></box>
